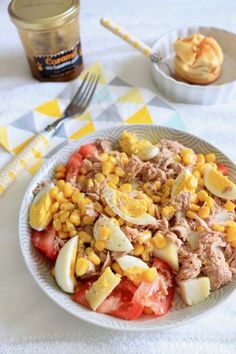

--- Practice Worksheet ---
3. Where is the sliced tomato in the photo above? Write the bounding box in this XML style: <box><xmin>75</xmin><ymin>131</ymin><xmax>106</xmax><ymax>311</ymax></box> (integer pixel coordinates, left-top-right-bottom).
<box><xmin>132</xmin><ymin>259</ymin><xmax>174</xmax><ymax>317</ymax></box>
<box><xmin>72</xmin><ymin>280</ymin><xmax>96</xmax><ymax>308</ymax></box>
<box><xmin>65</xmin><ymin>151</ymin><xmax>83</xmax><ymax>181</ymax></box>
<box><xmin>97</xmin><ymin>277</ymin><xmax>143</xmax><ymax>320</ymax></box>
<box><xmin>31</xmin><ymin>226</ymin><xmax>58</xmax><ymax>261</ymax></box>
<box><xmin>217</xmin><ymin>163</ymin><xmax>229</xmax><ymax>176</ymax></box>
<box><xmin>78</xmin><ymin>144</ymin><xmax>97</xmax><ymax>158</ymax></box>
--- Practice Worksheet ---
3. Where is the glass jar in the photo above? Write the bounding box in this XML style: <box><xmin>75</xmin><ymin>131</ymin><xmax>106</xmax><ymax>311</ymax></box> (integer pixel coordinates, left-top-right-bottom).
<box><xmin>8</xmin><ymin>0</ymin><xmax>83</xmax><ymax>82</ymax></box>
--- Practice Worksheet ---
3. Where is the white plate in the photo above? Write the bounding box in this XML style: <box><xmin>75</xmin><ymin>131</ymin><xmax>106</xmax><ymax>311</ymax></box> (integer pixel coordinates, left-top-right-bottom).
<box><xmin>19</xmin><ymin>125</ymin><xmax>236</xmax><ymax>331</ymax></box>
<box><xmin>151</xmin><ymin>26</ymin><xmax>236</xmax><ymax>105</ymax></box>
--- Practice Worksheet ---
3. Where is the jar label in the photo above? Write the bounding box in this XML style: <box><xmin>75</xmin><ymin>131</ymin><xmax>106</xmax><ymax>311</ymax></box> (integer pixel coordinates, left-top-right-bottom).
<box><xmin>34</xmin><ymin>41</ymin><xmax>83</xmax><ymax>80</ymax></box>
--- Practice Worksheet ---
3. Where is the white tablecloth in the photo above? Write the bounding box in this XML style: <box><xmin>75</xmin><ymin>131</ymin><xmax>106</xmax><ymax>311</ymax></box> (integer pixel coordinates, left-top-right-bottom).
<box><xmin>0</xmin><ymin>0</ymin><xmax>236</xmax><ymax>353</ymax></box>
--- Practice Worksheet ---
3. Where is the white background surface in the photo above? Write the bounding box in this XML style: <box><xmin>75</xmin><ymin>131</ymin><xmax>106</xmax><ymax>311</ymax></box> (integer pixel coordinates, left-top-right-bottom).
<box><xmin>0</xmin><ymin>0</ymin><xmax>236</xmax><ymax>353</ymax></box>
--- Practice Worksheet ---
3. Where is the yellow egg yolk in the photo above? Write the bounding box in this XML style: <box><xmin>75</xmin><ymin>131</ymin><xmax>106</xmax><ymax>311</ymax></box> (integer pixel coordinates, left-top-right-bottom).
<box><xmin>208</xmin><ymin>168</ymin><xmax>234</xmax><ymax>193</ymax></box>
<box><xmin>116</xmin><ymin>191</ymin><xmax>147</xmax><ymax>217</ymax></box>
<box><xmin>119</xmin><ymin>131</ymin><xmax>151</xmax><ymax>156</ymax></box>
<box><xmin>29</xmin><ymin>193</ymin><xmax>52</xmax><ymax>229</ymax></box>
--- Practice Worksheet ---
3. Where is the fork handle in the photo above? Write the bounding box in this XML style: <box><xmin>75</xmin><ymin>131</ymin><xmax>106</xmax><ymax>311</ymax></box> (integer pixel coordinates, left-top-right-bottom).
<box><xmin>0</xmin><ymin>131</ymin><xmax>52</xmax><ymax>196</ymax></box>
<box><xmin>100</xmin><ymin>17</ymin><xmax>153</xmax><ymax>57</ymax></box>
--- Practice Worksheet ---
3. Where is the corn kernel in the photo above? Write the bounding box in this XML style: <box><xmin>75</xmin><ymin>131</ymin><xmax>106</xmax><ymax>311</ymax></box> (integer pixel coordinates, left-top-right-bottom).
<box><xmin>166</xmin><ymin>179</ymin><xmax>175</xmax><ymax>187</ymax></box>
<box><xmin>76</xmin><ymin>258</ymin><xmax>89</xmax><ymax>276</ymax></box>
<box><xmin>192</xmin><ymin>170</ymin><xmax>201</xmax><ymax>180</ymax></box>
<box><xmin>94</xmin><ymin>201</ymin><xmax>103</xmax><ymax>214</ymax></box>
<box><xmin>107</xmin><ymin>174</ymin><xmax>120</xmax><ymax>185</ymax></box>
<box><xmin>55</xmin><ymin>171</ymin><xmax>65</xmax><ymax>180</ymax></box>
<box><xmin>88</xmin><ymin>252</ymin><xmax>101</xmax><ymax>265</ymax></box>
<box><xmin>99</xmin><ymin>153</ymin><xmax>108</xmax><ymax>161</ymax></box>
<box><xmin>115</xmin><ymin>167</ymin><xmax>125</xmax><ymax>177</ymax></box>
<box><xmin>190</xmin><ymin>193</ymin><xmax>198</xmax><ymax>203</ymax></box>
<box><xmin>226</xmin><ymin>227</ymin><xmax>236</xmax><ymax>240</ymax></box>
<box><xmin>180</xmin><ymin>149</ymin><xmax>194</xmax><ymax>165</ymax></box>
<box><xmin>53</xmin><ymin>212</ymin><xmax>59</xmax><ymax>220</ymax></box>
<box><xmin>100</xmin><ymin>225</ymin><xmax>110</xmax><ymax>240</ymax></box>
<box><xmin>186</xmin><ymin>175</ymin><xmax>198</xmax><ymax>189</ymax></box>
<box><xmin>186</xmin><ymin>210</ymin><xmax>197</xmax><ymax>219</ymax></box>
<box><xmin>95</xmin><ymin>240</ymin><xmax>106</xmax><ymax>251</ymax></box>
<box><xmin>141</xmin><ymin>250</ymin><xmax>150</xmax><ymax>262</ymax></box>
<box><xmin>190</xmin><ymin>203</ymin><xmax>200</xmax><ymax>211</ymax></box>
<box><xmin>94</xmin><ymin>172</ymin><xmax>106</xmax><ymax>183</ymax></box>
<box><xmin>196</xmin><ymin>225</ymin><xmax>205</xmax><ymax>232</ymax></box>
<box><xmin>78</xmin><ymin>231</ymin><xmax>92</xmax><ymax>243</ymax></box>
<box><xmin>56</xmin><ymin>179</ymin><xmax>65</xmax><ymax>189</ymax></box>
<box><xmin>82</xmin><ymin>215</ymin><xmax>96</xmax><ymax>225</ymax></box>
<box><xmin>111</xmin><ymin>262</ymin><xmax>123</xmax><ymax>275</ymax></box>
<box><xmin>161</xmin><ymin>206</ymin><xmax>175</xmax><ymax>219</ymax></box>
<box><xmin>102</xmin><ymin>161</ymin><xmax>113</xmax><ymax>176</ymax></box>
<box><xmin>60</xmin><ymin>202</ymin><xmax>74</xmax><ymax>211</ymax></box>
<box><xmin>226</xmin><ymin>220</ymin><xmax>236</xmax><ymax>228</ymax></box>
<box><xmin>58</xmin><ymin>231</ymin><xmax>68</xmax><ymax>239</ymax></box>
<box><xmin>173</xmin><ymin>154</ymin><xmax>181</xmax><ymax>162</ymax></box>
<box><xmin>63</xmin><ymin>182</ymin><xmax>73</xmax><ymax>198</ymax></box>
<box><xmin>163</xmin><ymin>186</ymin><xmax>171</xmax><ymax>198</ymax></box>
<box><xmin>206</xmin><ymin>196</ymin><xmax>214</xmax><ymax>209</ymax></box>
<box><xmin>53</xmin><ymin>219</ymin><xmax>62</xmax><ymax>232</ymax></box>
<box><xmin>198</xmin><ymin>206</ymin><xmax>210</xmax><ymax>219</ymax></box>
<box><xmin>143</xmin><ymin>267</ymin><xmax>158</xmax><ymax>282</ymax></box>
<box><xmin>138</xmin><ymin>231</ymin><xmax>152</xmax><ymax>244</ymax></box>
<box><xmin>197</xmin><ymin>190</ymin><xmax>209</xmax><ymax>202</ymax></box>
<box><xmin>152</xmin><ymin>232</ymin><xmax>167</xmax><ymax>248</ymax></box>
<box><xmin>71</xmin><ymin>191</ymin><xmax>82</xmax><ymax>203</ymax></box>
<box><xmin>85</xmin><ymin>247</ymin><xmax>93</xmax><ymax>255</ymax></box>
<box><xmin>198</xmin><ymin>178</ymin><xmax>205</xmax><ymax>187</ymax></box>
<box><xmin>120</xmin><ymin>183</ymin><xmax>132</xmax><ymax>192</ymax></box>
<box><xmin>224</xmin><ymin>200</ymin><xmax>235</xmax><ymax>212</ymax></box>
<box><xmin>152</xmin><ymin>195</ymin><xmax>161</xmax><ymax>203</ymax></box>
<box><xmin>148</xmin><ymin>205</ymin><xmax>156</xmax><ymax>217</ymax></box>
<box><xmin>143</xmin><ymin>182</ymin><xmax>150</xmax><ymax>193</ymax></box>
<box><xmin>101</xmin><ymin>194</ymin><xmax>107</xmax><ymax>206</ymax></box>
<box><xmin>66</xmin><ymin>219</ymin><xmax>75</xmax><ymax>232</ymax></box>
<box><xmin>118</xmin><ymin>217</ymin><xmax>125</xmax><ymax>226</ymax></box>
<box><xmin>107</xmin><ymin>156</ymin><xmax>117</xmax><ymax>165</ymax></box>
<box><xmin>50</xmin><ymin>186</ymin><xmax>59</xmax><ymax>199</ymax></box>
<box><xmin>87</xmin><ymin>178</ymin><xmax>95</xmax><ymax>189</ymax></box>
<box><xmin>59</xmin><ymin>210</ymin><xmax>70</xmax><ymax>223</ymax></box>
<box><xmin>133</xmin><ymin>243</ymin><xmax>145</xmax><ymax>256</ymax></box>
<box><xmin>155</xmin><ymin>180</ymin><xmax>162</xmax><ymax>190</ymax></box>
<box><xmin>105</xmin><ymin>205</ymin><xmax>116</xmax><ymax>217</ymax></box>
<box><xmin>51</xmin><ymin>201</ymin><xmax>60</xmax><ymax>214</ymax></box>
<box><xmin>205</xmin><ymin>153</ymin><xmax>216</xmax><ymax>163</ymax></box>
<box><xmin>197</xmin><ymin>153</ymin><xmax>205</xmax><ymax>165</ymax></box>
<box><xmin>70</xmin><ymin>213</ymin><xmax>81</xmax><ymax>226</ymax></box>
<box><xmin>212</xmin><ymin>224</ymin><xmax>225</xmax><ymax>232</ymax></box>
<box><xmin>55</xmin><ymin>164</ymin><xmax>66</xmax><ymax>173</ymax></box>
<box><xmin>56</xmin><ymin>191</ymin><xmax>65</xmax><ymax>203</ymax></box>
<box><xmin>69</xmin><ymin>229</ymin><xmax>77</xmax><ymax>237</ymax></box>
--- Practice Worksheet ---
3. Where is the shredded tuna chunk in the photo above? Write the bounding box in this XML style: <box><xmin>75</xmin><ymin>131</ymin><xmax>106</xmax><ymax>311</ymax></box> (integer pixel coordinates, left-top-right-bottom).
<box><xmin>176</xmin><ymin>246</ymin><xmax>202</xmax><ymax>281</ymax></box>
<box><xmin>171</xmin><ymin>216</ymin><xmax>191</xmax><ymax>241</ymax></box>
<box><xmin>197</xmin><ymin>232</ymin><xmax>232</xmax><ymax>289</ymax></box>
<box><xmin>165</xmin><ymin>231</ymin><xmax>183</xmax><ymax>250</ymax></box>
<box><xmin>172</xmin><ymin>191</ymin><xmax>191</xmax><ymax>212</ymax></box>
<box><xmin>111</xmin><ymin>251</ymin><xmax>130</xmax><ymax>260</ymax></box>
<box><xmin>96</xmin><ymin>138</ymin><xmax>114</xmax><ymax>153</ymax></box>
<box><xmin>122</xmin><ymin>226</ymin><xmax>143</xmax><ymax>242</ymax></box>
<box><xmin>158</xmin><ymin>139</ymin><xmax>186</xmax><ymax>154</ymax></box>
<box><xmin>139</xmin><ymin>162</ymin><xmax>167</xmax><ymax>182</ymax></box>
<box><xmin>224</xmin><ymin>244</ymin><xmax>236</xmax><ymax>274</ymax></box>
<box><xmin>33</xmin><ymin>181</ymin><xmax>49</xmax><ymax>195</ymax></box>
<box><xmin>124</xmin><ymin>155</ymin><xmax>143</xmax><ymax>181</ymax></box>
<box><xmin>101</xmin><ymin>252</ymin><xmax>112</xmax><ymax>272</ymax></box>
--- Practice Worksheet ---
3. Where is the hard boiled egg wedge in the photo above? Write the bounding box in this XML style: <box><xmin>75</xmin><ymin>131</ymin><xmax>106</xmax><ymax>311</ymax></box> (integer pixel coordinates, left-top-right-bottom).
<box><xmin>55</xmin><ymin>236</ymin><xmax>78</xmax><ymax>293</ymax></box>
<box><xmin>93</xmin><ymin>215</ymin><xmax>133</xmax><ymax>252</ymax></box>
<box><xmin>103</xmin><ymin>187</ymin><xmax>156</xmax><ymax>226</ymax></box>
<box><xmin>153</xmin><ymin>238</ymin><xmax>179</xmax><ymax>271</ymax></box>
<box><xmin>138</xmin><ymin>144</ymin><xmax>160</xmax><ymax>161</ymax></box>
<box><xmin>116</xmin><ymin>255</ymin><xmax>149</xmax><ymax>284</ymax></box>
<box><xmin>178</xmin><ymin>277</ymin><xmax>211</xmax><ymax>306</ymax></box>
<box><xmin>171</xmin><ymin>169</ymin><xmax>192</xmax><ymax>197</ymax></box>
<box><xmin>204</xmin><ymin>165</ymin><xmax>236</xmax><ymax>200</ymax></box>
<box><xmin>29</xmin><ymin>183</ymin><xmax>54</xmax><ymax>231</ymax></box>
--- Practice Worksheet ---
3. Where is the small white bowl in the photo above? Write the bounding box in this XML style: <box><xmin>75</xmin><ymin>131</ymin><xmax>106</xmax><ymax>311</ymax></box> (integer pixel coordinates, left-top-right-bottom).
<box><xmin>151</xmin><ymin>26</ymin><xmax>236</xmax><ymax>105</ymax></box>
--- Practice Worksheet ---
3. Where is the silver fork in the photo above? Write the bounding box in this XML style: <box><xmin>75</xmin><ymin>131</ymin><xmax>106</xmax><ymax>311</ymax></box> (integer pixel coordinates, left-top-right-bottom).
<box><xmin>0</xmin><ymin>72</ymin><xmax>100</xmax><ymax>196</ymax></box>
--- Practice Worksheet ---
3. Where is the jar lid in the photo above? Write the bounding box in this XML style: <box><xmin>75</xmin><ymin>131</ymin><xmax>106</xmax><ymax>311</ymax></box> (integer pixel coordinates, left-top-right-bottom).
<box><xmin>8</xmin><ymin>0</ymin><xmax>80</xmax><ymax>30</ymax></box>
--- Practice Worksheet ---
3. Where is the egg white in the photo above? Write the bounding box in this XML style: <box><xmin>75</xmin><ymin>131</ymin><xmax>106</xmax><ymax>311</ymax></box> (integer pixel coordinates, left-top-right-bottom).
<box><xmin>93</xmin><ymin>215</ymin><xmax>133</xmax><ymax>252</ymax></box>
<box><xmin>138</xmin><ymin>144</ymin><xmax>160</xmax><ymax>161</ymax></box>
<box><xmin>204</xmin><ymin>165</ymin><xmax>236</xmax><ymax>200</ymax></box>
<box><xmin>171</xmin><ymin>169</ymin><xmax>191</xmax><ymax>197</ymax></box>
<box><xmin>116</xmin><ymin>255</ymin><xmax>148</xmax><ymax>270</ymax></box>
<box><xmin>55</xmin><ymin>236</ymin><xmax>78</xmax><ymax>293</ymax></box>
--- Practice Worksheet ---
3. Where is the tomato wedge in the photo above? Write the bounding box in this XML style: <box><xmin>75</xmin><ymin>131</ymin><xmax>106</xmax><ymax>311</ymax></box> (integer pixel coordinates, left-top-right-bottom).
<box><xmin>132</xmin><ymin>259</ymin><xmax>174</xmax><ymax>317</ymax></box>
<box><xmin>78</xmin><ymin>144</ymin><xmax>97</xmax><ymax>158</ymax></box>
<box><xmin>217</xmin><ymin>163</ymin><xmax>229</xmax><ymax>176</ymax></box>
<box><xmin>72</xmin><ymin>280</ymin><xmax>95</xmax><ymax>308</ymax></box>
<box><xmin>31</xmin><ymin>226</ymin><xmax>58</xmax><ymax>261</ymax></box>
<box><xmin>65</xmin><ymin>151</ymin><xmax>83</xmax><ymax>181</ymax></box>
